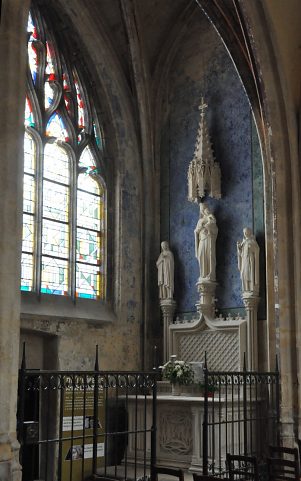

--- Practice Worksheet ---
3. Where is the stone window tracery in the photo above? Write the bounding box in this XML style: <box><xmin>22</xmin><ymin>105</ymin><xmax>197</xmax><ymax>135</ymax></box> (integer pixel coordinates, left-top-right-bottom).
<box><xmin>21</xmin><ymin>8</ymin><xmax>106</xmax><ymax>300</ymax></box>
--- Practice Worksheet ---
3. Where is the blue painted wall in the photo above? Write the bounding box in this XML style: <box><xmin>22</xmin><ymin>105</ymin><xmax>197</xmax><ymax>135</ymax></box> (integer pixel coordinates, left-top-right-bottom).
<box><xmin>160</xmin><ymin>14</ymin><xmax>265</xmax><ymax>317</ymax></box>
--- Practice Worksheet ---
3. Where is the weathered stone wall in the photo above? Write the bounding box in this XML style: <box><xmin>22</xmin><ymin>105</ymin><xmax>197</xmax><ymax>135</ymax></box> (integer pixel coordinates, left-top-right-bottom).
<box><xmin>20</xmin><ymin>318</ymin><xmax>141</xmax><ymax>371</ymax></box>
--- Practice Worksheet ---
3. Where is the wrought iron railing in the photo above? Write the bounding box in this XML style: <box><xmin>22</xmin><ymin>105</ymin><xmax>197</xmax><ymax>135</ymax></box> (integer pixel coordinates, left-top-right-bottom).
<box><xmin>17</xmin><ymin>345</ymin><xmax>157</xmax><ymax>481</ymax></box>
<box><xmin>202</xmin><ymin>355</ymin><xmax>280</xmax><ymax>478</ymax></box>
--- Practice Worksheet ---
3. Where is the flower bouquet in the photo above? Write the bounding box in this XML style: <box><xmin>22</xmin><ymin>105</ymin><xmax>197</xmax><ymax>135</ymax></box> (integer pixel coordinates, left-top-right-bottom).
<box><xmin>161</xmin><ymin>359</ymin><xmax>194</xmax><ymax>390</ymax></box>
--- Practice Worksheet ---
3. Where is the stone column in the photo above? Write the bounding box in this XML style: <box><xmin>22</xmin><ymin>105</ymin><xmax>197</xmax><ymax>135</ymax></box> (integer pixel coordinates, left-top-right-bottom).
<box><xmin>196</xmin><ymin>280</ymin><xmax>217</xmax><ymax>318</ymax></box>
<box><xmin>190</xmin><ymin>405</ymin><xmax>202</xmax><ymax>472</ymax></box>
<box><xmin>160</xmin><ymin>299</ymin><xmax>176</xmax><ymax>363</ymax></box>
<box><xmin>243</xmin><ymin>294</ymin><xmax>260</xmax><ymax>370</ymax></box>
<box><xmin>0</xmin><ymin>2</ymin><xmax>30</xmax><ymax>480</ymax></box>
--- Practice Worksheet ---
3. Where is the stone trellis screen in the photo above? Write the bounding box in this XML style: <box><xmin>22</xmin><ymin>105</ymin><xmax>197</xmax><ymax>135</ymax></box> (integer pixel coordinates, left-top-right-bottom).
<box><xmin>169</xmin><ymin>315</ymin><xmax>247</xmax><ymax>370</ymax></box>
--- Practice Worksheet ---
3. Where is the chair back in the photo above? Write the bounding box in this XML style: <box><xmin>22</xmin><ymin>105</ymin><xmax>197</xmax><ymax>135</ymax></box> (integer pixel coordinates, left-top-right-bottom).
<box><xmin>153</xmin><ymin>466</ymin><xmax>184</xmax><ymax>481</ymax></box>
<box><xmin>226</xmin><ymin>453</ymin><xmax>259</xmax><ymax>481</ymax></box>
<box><xmin>193</xmin><ymin>475</ymin><xmax>221</xmax><ymax>481</ymax></box>
<box><xmin>268</xmin><ymin>445</ymin><xmax>300</xmax><ymax>480</ymax></box>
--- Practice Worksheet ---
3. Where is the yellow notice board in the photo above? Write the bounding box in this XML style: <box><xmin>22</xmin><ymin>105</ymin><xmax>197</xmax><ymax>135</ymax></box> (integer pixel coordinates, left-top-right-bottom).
<box><xmin>61</xmin><ymin>377</ymin><xmax>105</xmax><ymax>481</ymax></box>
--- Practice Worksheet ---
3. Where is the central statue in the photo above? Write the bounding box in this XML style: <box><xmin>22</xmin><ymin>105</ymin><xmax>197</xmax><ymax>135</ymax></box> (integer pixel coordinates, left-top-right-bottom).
<box><xmin>194</xmin><ymin>203</ymin><xmax>218</xmax><ymax>281</ymax></box>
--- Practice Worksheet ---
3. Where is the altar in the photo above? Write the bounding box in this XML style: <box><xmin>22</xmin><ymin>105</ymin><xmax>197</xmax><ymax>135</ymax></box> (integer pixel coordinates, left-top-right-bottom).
<box><xmin>126</xmin><ymin>387</ymin><xmax>258</xmax><ymax>472</ymax></box>
<box><xmin>127</xmin><ymin>392</ymin><xmax>204</xmax><ymax>471</ymax></box>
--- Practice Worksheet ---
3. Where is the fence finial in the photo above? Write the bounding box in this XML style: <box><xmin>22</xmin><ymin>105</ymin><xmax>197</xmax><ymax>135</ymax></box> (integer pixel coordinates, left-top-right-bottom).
<box><xmin>21</xmin><ymin>341</ymin><xmax>26</xmax><ymax>370</ymax></box>
<box><xmin>94</xmin><ymin>344</ymin><xmax>99</xmax><ymax>371</ymax></box>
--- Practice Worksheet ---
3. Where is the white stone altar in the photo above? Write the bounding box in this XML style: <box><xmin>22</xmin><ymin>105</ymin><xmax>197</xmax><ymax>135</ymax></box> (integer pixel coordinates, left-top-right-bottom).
<box><xmin>126</xmin><ymin>388</ymin><xmax>258</xmax><ymax>471</ymax></box>
<box><xmin>127</xmin><ymin>393</ymin><xmax>203</xmax><ymax>471</ymax></box>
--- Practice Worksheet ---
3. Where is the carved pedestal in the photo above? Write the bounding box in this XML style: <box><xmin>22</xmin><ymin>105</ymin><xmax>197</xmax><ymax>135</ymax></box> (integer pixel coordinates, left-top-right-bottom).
<box><xmin>243</xmin><ymin>293</ymin><xmax>260</xmax><ymax>370</ymax></box>
<box><xmin>196</xmin><ymin>280</ymin><xmax>217</xmax><ymax>318</ymax></box>
<box><xmin>126</xmin><ymin>391</ymin><xmax>259</xmax><ymax>472</ymax></box>
<box><xmin>160</xmin><ymin>299</ymin><xmax>176</xmax><ymax>363</ymax></box>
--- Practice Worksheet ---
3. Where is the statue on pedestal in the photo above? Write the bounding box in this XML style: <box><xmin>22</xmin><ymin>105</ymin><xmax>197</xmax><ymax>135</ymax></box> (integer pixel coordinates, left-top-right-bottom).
<box><xmin>194</xmin><ymin>203</ymin><xmax>218</xmax><ymax>281</ymax></box>
<box><xmin>156</xmin><ymin>241</ymin><xmax>174</xmax><ymax>300</ymax></box>
<box><xmin>237</xmin><ymin>227</ymin><xmax>260</xmax><ymax>295</ymax></box>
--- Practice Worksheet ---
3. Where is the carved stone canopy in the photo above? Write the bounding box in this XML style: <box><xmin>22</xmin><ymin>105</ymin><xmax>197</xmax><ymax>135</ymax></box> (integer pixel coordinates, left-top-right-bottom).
<box><xmin>188</xmin><ymin>97</ymin><xmax>221</xmax><ymax>202</ymax></box>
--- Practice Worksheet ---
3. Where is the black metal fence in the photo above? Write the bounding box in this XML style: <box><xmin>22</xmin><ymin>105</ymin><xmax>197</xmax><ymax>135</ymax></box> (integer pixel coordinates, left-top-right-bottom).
<box><xmin>17</xmin><ymin>348</ymin><xmax>157</xmax><ymax>481</ymax></box>
<box><xmin>202</xmin><ymin>357</ymin><xmax>280</xmax><ymax>478</ymax></box>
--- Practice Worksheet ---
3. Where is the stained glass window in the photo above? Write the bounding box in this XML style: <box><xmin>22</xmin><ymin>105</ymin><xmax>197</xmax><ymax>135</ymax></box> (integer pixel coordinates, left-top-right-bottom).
<box><xmin>22</xmin><ymin>6</ymin><xmax>106</xmax><ymax>301</ymax></box>
<box><xmin>25</xmin><ymin>97</ymin><xmax>35</xmax><ymax>128</ymax></box>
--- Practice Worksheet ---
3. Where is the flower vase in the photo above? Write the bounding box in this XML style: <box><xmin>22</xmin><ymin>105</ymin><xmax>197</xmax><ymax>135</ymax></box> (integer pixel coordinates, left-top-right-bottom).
<box><xmin>171</xmin><ymin>383</ymin><xmax>181</xmax><ymax>395</ymax></box>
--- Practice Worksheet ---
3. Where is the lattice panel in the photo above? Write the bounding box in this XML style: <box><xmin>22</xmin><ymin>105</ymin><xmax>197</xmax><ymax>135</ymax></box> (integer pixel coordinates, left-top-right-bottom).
<box><xmin>178</xmin><ymin>330</ymin><xmax>239</xmax><ymax>370</ymax></box>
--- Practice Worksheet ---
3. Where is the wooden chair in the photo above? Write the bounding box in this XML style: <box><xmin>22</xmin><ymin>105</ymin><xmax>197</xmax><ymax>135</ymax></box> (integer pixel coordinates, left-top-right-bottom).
<box><xmin>193</xmin><ymin>474</ymin><xmax>221</xmax><ymax>481</ymax></box>
<box><xmin>267</xmin><ymin>445</ymin><xmax>300</xmax><ymax>480</ymax></box>
<box><xmin>226</xmin><ymin>453</ymin><xmax>259</xmax><ymax>481</ymax></box>
<box><xmin>152</xmin><ymin>466</ymin><xmax>184</xmax><ymax>481</ymax></box>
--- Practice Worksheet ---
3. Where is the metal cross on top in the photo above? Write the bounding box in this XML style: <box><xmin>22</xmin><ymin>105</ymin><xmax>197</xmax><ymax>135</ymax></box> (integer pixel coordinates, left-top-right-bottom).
<box><xmin>198</xmin><ymin>97</ymin><xmax>208</xmax><ymax>115</ymax></box>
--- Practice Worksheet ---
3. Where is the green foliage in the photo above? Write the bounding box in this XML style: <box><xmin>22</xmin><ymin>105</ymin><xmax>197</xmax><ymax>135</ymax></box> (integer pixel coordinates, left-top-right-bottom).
<box><xmin>162</xmin><ymin>360</ymin><xmax>194</xmax><ymax>385</ymax></box>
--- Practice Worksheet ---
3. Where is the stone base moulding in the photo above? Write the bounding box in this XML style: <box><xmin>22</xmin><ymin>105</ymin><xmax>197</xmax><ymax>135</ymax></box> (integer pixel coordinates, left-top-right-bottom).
<box><xmin>0</xmin><ymin>434</ymin><xmax>22</xmax><ymax>481</ymax></box>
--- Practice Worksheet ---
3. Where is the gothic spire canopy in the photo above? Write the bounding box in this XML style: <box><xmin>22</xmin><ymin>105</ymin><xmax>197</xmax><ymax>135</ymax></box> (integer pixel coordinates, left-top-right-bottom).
<box><xmin>188</xmin><ymin>97</ymin><xmax>221</xmax><ymax>202</ymax></box>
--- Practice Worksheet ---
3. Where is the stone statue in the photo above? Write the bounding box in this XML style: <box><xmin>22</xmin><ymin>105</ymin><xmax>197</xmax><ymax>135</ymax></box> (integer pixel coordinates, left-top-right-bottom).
<box><xmin>156</xmin><ymin>241</ymin><xmax>174</xmax><ymax>299</ymax></box>
<box><xmin>237</xmin><ymin>227</ymin><xmax>260</xmax><ymax>295</ymax></box>
<box><xmin>194</xmin><ymin>203</ymin><xmax>218</xmax><ymax>281</ymax></box>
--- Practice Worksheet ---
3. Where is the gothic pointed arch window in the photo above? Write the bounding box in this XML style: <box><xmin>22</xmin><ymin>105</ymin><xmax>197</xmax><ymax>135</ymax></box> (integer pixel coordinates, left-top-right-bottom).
<box><xmin>22</xmin><ymin>8</ymin><xmax>106</xmax><ymax>301</ymax></box>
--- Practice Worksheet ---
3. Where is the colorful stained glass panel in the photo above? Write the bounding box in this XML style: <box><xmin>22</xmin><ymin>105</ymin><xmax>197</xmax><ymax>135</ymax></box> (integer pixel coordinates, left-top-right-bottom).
<box><xmin>21</xmin><ymin>253</ymin><xmax>34</xmax><ymax>291</ymax></box>
<box><xmin>41</xmin><ymin>257</ymin><xmax>68</xmax><ymax>295</ymax></box>
<box><xmin>63</xmin><ymin>70</ymin><xmax>70</xmax><ymax>92</ymax></box>
<box><xmin>42</xmin><ymin>219</ymin><xmax>69</xmax><ymax>258</ymax></box>
<box><xmin>44</xmin><ymin>143</ymin><xmax>69</xmax><ymax>184</ymax></box>
<box><xmin>46</xmin><ymin>113</ymin><xmax>70</xmax><ymax>142</ymax></box>
<box><xmin>45</xmin><ymin>41</ymin><xmax>55</xmax><ymax>78</ymax></box>
<box><xmin>76</xmin><ymin>228</ymin><xmax>99</xmax><ymax>264</ymax></box>
<box><xmin>79</xmin><ymin>147</ymin><xmax>96</xmax><ymax>170</ymax></box>
<box><xmin>22</xmin><ymin>9</ymin><xmax>106</xmax><ymax>299</ymax></box>
<box><xmin>44</xmin><ymin>81</ymin><xmax>55</xmax><ymax>109</ymax></box>
<box><xmin>78</xmin><ymin>173</ymin><xmax>101</xmax><ymax>196</ymax></box>
<box><xmin>25</xmin><ymin>98</ymin><xmax>35</xmax><ymax>127</ymax></box>
<box><xmin>77</xmin><ymin>191</ymin><xmax>100</xmax><ymax>230</ymax></box>
<box><xmin>22</xmin><ymin>214</ymin><xmax>35</xmax><ymax>253</ymax></box>
<box><xmin>24</xmin><ymin>133</ymin><xmax>36</xmax><ymax>174</ymax></box>
<box><xmin>43</xmin><ymin>181</ymin><xmax>69</xmax><ymax>222</ymax></box>
<box><xmin>23</xmin><ymin>175</ymin><xmax>35</xmax><ymax>214</ymax></box>
<box><xmin>62</xmin><ymin>65</ymin><xmax>73</xmax><ymax>117</ymax></box>
<box><xmin>27</xmin><ymin>12</ymin><xmax>35</xmax><ymax>35</ymax></box>
<box><xmin>28</xmin><ymin>41</ymin><xmax>38</xmax><ymax>84</ymax></box>
<box><xmin>76</xmin><ymin>263</ymin><xmax>100</xmax><ymax>299</ymax></box>
<box><xmin>93</xmin><ymin>118</ymin><xmax>104</xmax><ymax>150</ymax></box>
<box><xmin>74</xmin><ymin>71</ymin><xmax>85</xmax><ymax>129</ymax></box>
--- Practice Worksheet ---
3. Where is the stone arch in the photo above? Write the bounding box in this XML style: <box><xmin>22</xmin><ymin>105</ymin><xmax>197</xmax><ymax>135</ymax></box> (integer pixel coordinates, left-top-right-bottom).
<box><xmin>152</xmin><ymin>0</ymin><xmax>299</xmax><ymax>441</ymax></box>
